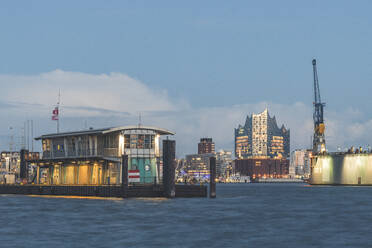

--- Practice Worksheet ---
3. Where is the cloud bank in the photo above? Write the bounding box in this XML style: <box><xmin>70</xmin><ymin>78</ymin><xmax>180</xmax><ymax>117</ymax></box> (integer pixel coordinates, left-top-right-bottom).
<box><xmin>0</xmin><ymin>70</ymin><xmax>371</xmax><ymax>156</ymax></box>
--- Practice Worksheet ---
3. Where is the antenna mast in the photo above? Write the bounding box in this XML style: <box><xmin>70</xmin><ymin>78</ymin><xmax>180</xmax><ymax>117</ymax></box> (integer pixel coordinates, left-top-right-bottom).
<box><xmin>57</xmin><ymin>89</ymin><xmax>60</xmax><ymax>133</ymax></box>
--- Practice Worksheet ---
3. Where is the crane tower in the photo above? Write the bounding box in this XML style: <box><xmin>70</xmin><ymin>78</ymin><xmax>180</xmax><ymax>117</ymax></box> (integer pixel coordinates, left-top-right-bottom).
<box><xmin>312</xmin><ymin>59</ymin><xmax>326</xmax><ymax>153</ymax></box>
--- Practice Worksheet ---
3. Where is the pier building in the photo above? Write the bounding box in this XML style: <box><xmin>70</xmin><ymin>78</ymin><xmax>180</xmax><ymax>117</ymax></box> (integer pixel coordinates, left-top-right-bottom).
<box><xmin>33</xmin><ymin>126</ymin><xmax>174</xmax><ymax>185</ymax></box>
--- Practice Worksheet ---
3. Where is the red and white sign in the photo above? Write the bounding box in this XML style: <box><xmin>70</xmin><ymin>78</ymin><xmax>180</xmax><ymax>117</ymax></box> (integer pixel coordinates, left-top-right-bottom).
<box><xmin>128</xmin><ymin>170</ymin><xmax>140</xmax><ymax>183</ymax></box>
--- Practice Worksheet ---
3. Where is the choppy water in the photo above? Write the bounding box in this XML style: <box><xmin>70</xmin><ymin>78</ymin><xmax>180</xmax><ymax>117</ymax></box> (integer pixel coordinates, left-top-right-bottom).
<box><xmin>1</xmin><ymin>184</ymin><xmax>372</xmax><ymax>248</ymax></box>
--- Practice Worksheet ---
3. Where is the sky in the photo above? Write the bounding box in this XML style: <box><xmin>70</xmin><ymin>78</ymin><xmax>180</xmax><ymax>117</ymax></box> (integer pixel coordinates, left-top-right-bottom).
<box><xmin>0</xmin><ymin>0</ymin><xmax>371</xmax><ymax>156</ymax></box>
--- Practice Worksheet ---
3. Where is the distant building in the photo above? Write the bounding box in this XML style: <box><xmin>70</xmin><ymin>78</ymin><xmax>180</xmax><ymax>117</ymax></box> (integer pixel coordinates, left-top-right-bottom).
<box><xmin>235</xmin><ymin>109</ymin><xmax>290</xmax><ymax>159</ymax></box>
<box><xmin>198</xmin><ymin>138</ymin><xmax>215</xmax><ymax>154</ymax></box>
<box><xmin>0</xmin><ymin>150</ymin><xmax>40</xmax><ymax>183</ymax></box>
<box><xmin>216</xmin><ymin>150</ymin><xmax>232</xmax><ymax>177</ymax></box>
<box><xmin>183</xmin><ymin>139</ymin><xmax>232</xmax><ymax>179</ymax></box>
<box><xmin>185</xmin><ymin>153</ymin><xmax>214</xmax><ymax>179</ymax></box>
<box><xmin>234</xmin><ymin>158</ymin><xmax>289</xmax><ymax>179</ymax></box>
<box><xmin>290</xmin><ymin>149</ymin><xmax>312</xmax><ymax>178</ymax></box>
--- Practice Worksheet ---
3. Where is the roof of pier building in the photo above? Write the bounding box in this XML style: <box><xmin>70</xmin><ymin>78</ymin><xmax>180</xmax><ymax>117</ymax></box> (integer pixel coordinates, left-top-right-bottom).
<box><xmin>35</xmin><ymin>125</ymin><xmax>175</xmax><ymax>140</ymax></box>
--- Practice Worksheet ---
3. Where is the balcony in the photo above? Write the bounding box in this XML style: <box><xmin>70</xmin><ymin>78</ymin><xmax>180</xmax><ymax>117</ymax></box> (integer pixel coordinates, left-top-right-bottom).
<box><xmin>41</xmin><ymin>148</ymin><xmax>119</xmax><ymax>160</ymax></box>
<box><xmin>103</xmin><ymin>148</ymin><xmax>119</xmax><ymax>157</ymax></box>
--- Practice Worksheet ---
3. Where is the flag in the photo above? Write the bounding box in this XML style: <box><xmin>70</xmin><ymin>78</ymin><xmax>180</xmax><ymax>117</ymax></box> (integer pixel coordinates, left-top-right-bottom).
<box><xmin>52</xmin><ymin>107</ymin><xmax>59</xmax><ymax>120</ymax></box>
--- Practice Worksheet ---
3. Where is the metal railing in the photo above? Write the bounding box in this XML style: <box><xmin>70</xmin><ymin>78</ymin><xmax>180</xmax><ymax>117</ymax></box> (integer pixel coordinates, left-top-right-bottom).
<box><xmin>103</xmin><ymin>148</ymin><xmax>119</xmax><ymax>157</ymax></box>
<box><xmin>42</xmin><ymin>148</ymin><xmax>119</xmax><ymax>159</ymax></box>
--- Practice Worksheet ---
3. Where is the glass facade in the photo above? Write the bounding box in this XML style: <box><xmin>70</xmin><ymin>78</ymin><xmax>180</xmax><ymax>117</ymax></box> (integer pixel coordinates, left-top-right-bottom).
<box><xmin>123</xmin><ymin>130</ymin><xmax>159</xmax><ymax>184</ymax></box>
<box><xmin>124</xmin><ymin>134</ymin><xmax>155</xmax><ymax>149</ymax></box>
<box><xmin>235</xmin><ymin>109</ymin><xmax>290</xmax><ymax>159</ymax></box>
<box><xmin>43</xmin><ymin>162</ymin><xmax>119</xmax><ymax>185</ymax></box>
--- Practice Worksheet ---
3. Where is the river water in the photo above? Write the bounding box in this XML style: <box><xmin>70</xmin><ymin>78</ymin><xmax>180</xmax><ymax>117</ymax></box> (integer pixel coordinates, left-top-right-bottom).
<box><xmin>1</xmin><ymin>183</ymin><xmax>372</xmax><ymax>247</ymax></box>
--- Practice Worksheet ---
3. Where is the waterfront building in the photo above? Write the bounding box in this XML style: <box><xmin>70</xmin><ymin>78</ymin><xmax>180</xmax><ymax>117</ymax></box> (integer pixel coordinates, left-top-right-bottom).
<box><xmin>0</xmin><ymin>150</ymin><xmax>40</xmax><ymax>183</ymax></box>
<box><xmin>198</xmin><ymin>138</ymin><xmax>215</xmax><ymax>154</ymax></box>
<box><xmin>175</xmin><ymin>158</ymin><xmax>187</xmax><ymax>179</ymax></box>
<box><xmin>182</xmin><ymin>137</ymin><xmax>217</xmax><ymax>180</ymax></box>
<box><xmin>290</xmin><ymin>149</ymin><xmax>312</xmax><ymax>178</ymax></box>
<box><xmin>184</xmin><ymin>153</ymin><xmax>215</xmax><ymax>179</ymax></box>
<box><xmin>234</xmin><ymin>158</ymin><xmax>289</xmax><ymax>179</ymax></box>
<box><xmin>1</xmin><ymin>152</ymin><xmax>20</xmax><ymax>175</ymax></box>
<box><xmin>216</xmin><ymin>149</ymin><xmax>232</xmax><ymax>177</ymax></box>
<box><xmin>235</xmin><ymin>109</ymin><xmax>290</xmax><ymax>159</ymax></box>
<box><xmin>32</xmin><ymin>125</ymin><xmax>174</xmax><ymax>185</ymax></box>
<box><xmin>183</xmin><ymin>151</ymin><xmax>232</xmax><ymax>179</ymax></box>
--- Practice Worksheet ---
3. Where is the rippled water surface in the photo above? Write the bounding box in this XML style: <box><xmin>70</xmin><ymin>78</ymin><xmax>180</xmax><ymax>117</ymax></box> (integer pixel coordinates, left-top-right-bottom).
<box><xmin>1</xmin><ymin>184</ymin><xmax>372</xmax><ymax>247</ymax></box>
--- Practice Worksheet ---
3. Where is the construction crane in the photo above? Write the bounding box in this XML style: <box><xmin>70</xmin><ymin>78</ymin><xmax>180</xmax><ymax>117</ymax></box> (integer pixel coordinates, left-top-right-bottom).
<box><xmin>312</xmin><ymin>59</ymin><xmax>326</xmax><ymax>153</ymax></box>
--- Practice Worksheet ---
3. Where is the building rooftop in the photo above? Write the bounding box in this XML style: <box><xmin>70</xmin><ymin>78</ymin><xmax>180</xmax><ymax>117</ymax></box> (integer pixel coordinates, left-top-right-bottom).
<box><xmin>35</xmin><ymin>125</ymin><xmax>175</xmax><ymax>140</ymax></box>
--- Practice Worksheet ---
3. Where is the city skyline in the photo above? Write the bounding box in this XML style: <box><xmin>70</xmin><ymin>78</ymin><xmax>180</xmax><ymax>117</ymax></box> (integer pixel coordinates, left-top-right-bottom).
<box><xmin>1</xmin><ymin>2</ymin><xmax>372</xmax><ymax>248</ymax></box>
<box><xmin>1</xmin><ymin>1</ymin><xmax>372</xmax><ymax>156</ymax></box>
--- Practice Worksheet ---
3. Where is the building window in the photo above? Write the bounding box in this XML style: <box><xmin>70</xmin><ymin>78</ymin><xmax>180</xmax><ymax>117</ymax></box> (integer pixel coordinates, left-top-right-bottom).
<box><xmin>130</xmin><ymin>135</ymin><xmax>138</xmax><ymax>148</ymax></box>
<box><xmin>104</xmin><ymin>134</ymin><xmax>119</xmax><ymax>148</ymax></box>
<box><xmin>42</xmin><ymin>139</ymin><xmax>51</xmax><ymax>152</ymax></box>
<box><xmin>124</xmin><ymin>134</ymin><xmax>155</xmax><ymax>149</ymax></box>
<box><xmin>144</xmin><ymin>135</ymin><xmax>151</xmax><ymax>149</ymax></box>
<box><xmin>138</xmin><ymin>135</ymin><xmax>144</xmax><ymax>149</ymax></box>
<box><xmin>124</xmin><ymin>135</ymin><xmax>130</xmax><ymax>148</ymax></box>
<box><xmin>57</xmin><ymin>144</ymin><xmax>64</xmax><ymax>152</ymax></box>
<box><xmin>151</xmin><ymin>135</ymin><xmax>155</xmax><ymax>149</ymax></box>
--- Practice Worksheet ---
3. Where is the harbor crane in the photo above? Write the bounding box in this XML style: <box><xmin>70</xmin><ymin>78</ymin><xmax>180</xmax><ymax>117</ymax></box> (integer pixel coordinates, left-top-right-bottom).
<box><xmin>312</xmin><ymin>59</ymin><xmax>326</xmax><ymax>153</ymax></box>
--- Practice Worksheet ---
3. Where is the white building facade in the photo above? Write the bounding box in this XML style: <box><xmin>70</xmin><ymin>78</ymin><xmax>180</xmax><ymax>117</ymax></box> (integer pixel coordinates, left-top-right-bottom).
<box><xmin>290</xmin><ymin>149</ymin><xmax>312</xmax><ymax>178</ymax></box>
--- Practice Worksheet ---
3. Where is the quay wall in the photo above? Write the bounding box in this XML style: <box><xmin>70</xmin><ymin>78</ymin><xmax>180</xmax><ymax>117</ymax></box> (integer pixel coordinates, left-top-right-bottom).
<box><xmin>0</xmin><ymin>184</ymin><xmax>207</xmax><ymax>198</ymax></box>
<box><xmin>311</xmin><ymin>153</ymin><xmax>372</xmax><ymax>185</ymax></box>
<box><xmin>253</xmin><ymin>178</ymin><xmax>304</xmax><ymax>183</ymax></box>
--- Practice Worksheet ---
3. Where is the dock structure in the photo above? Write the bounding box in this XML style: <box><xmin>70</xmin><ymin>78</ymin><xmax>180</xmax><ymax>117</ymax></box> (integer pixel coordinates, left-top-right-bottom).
<box><xmin>163</xmin><ymin>140</ymin><xmax>176</xmax><ymax>198</ymax></box>
<box><xmin>311</xmin><ymin>152</ymin><xmax>372</xmax><ymax>185</ymax></box>
<box><xmin>0</xmin><ymin>125</ymin><xmax>207</xmax><ymax>198</ymax></box>
<box><xmin>0</xmin><ymin>184</ymin><xmax>207</xmax><ymax>198</ymax></box>
<box><xmin>209</xmin><ymin>157</ymin><xmax>216</xmax><ymax>198</ymax></box>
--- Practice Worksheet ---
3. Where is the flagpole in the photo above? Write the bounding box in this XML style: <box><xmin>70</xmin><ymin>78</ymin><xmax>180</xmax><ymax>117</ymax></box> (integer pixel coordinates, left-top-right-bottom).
<box><xmin>57</xmin><ymin>89</ymin><xmax>60</xmax><ymax>133</ymax></box>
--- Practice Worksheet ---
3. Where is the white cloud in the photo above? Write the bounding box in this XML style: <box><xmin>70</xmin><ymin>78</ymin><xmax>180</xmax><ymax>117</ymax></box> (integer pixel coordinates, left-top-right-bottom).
<box><xmin>0</xmin><ymin>70</ymin><xmax>186</xmax><ymax>117</ymax></box>
<box><xmin>0</xmin><ymin>70</ymin><xmax>371</xmax><ymax>156</ymax></box>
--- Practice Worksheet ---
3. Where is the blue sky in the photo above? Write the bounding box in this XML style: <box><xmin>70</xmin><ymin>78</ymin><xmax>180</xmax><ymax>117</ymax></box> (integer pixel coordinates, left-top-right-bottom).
<box><xmin>0</xmin><ymin>1</ymin><xmax>371</xmax><ymax>155</ymax></box>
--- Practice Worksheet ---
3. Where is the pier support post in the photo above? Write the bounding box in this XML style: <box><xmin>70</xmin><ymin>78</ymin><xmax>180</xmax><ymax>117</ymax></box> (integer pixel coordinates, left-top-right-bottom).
<box><xmin>121</xmin><ymin>155</ymin><xmax>128</xmax><ymax>197</ymax></box>
<box><xmin>163</xmin><ymin>140</ymin><xmax>176</xmax><ymax>198</ymax></box>
<box><xmin>36</xmin><ymin>166</ymin><xmax>40</xmax><ymax>184</ymax></box>
<box><xmin>209</xmin><ymin>157</ymin><xmax>216</xmax><ymax>198</ymax></box>
<box><xmin>20</xmin><ymin>149</ymin><xmax>28</xmax><ymax>183</ymax></box>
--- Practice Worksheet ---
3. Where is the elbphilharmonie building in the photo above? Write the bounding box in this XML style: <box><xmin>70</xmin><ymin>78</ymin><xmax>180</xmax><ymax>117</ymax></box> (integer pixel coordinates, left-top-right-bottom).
<box><xmin>235</xmin><ymin>109</ymin><xmax>290</xmax><ymax>159</ymax></box>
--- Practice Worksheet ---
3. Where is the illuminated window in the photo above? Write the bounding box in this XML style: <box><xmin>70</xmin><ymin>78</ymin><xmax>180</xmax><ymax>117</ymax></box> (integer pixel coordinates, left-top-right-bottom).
<box><xmin>42</xmin><ymin>139</ymin><xmax>51</xmax><ymax>152</ymax></box>
<box><xmin>130</xmin><ymin>135</ymin><xmax>138</xmax><ymax>148</ymax></box>
<box><xmin>150</xmin><ymin>135</ymin><xmax>155</xmax><ymax>149</ymax></box>
<box><xmin>138</xmin><ymin>135</ymin><xmax>144</xmax><ymax>149</ymax></box>
<box><xmin>124</xmin><ymin>135</ymin><xmax>130</xmax><ymax>148</ymax></box>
